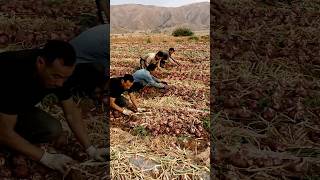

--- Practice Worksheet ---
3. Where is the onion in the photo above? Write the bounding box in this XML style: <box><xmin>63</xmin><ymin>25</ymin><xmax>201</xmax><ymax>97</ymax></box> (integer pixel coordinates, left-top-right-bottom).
<box><xmin>152</xmin><ymin>131</ymin><xmax>158</xmax><ymax>136</ymax></box>
<box><xmin>31</xmin><ymin>173</ymin><xmax>43</xmax><ymax>180</ymax></box>
<box><xmin>13</xmin><ymin>165</ymin><xmax>29</xmax><ymax>178</ymax></box>
<box><xmin>262</xmin><ymin>108</ymin><xmax>275</xmax><ymax>120</ymax></box>
<box><xmin>190</xmin><ymin>126</ymin><xmax>196</xmax><ymax>134</ymax></box>
<box><xmin>0</xmin><ymin>33</ymin><xmax>9</xmax><ymax>46</ymax></box>
<box><xmin>247</xmin><ymin>100</ymin><xmax>258</xmax><ymax>109</ymax></box>
<box><xmin>162</xmin><ymin>120</ymin><xmax>168</xmax><ymax>125</ymax></box>
<box><xmin>224</xmin><ymin>98</ymin><xmax>240</xmax><ymax>108</ymax></box>
<box><xmin>65</xmin><ymin>169</ymin><xmax>86</xmax><ymax>180</ymax></box>
<box><xmin>75</xmin><ymin>152</ymin><xmax>88</xmax><ymax>161</ymax></box>
<box><xmin>0</xmin><ymin>156</ymin><xmax>5</xmax><ymax>166</ymax></box>
<box><xmin>195</xmin><ymin>130</ymin><xmax>202</xmax><ymax>137</ymax></box>
<box><xmin>196</xmin><ymin>124</ymin><xmax>203</xmax><ymax>131</ymax></box>
<box><xmin>155</xmin><ymin>125</ymin><xmax>160</xmax><ymax>132</ymax></box>
<box><xmin>0</xmin><ymin>168</ymin><xmax>11</xmax><ymax>177</ymax></box>
<box><xmin>250</xmin><ymin>90</ymin><xmax>262</xmax><ymax>100</ymax></box>
<box><xmin>176</xmin><ymin>123</ymin><xmax>182</xmax><ymax>129</ymax></box>
<box><xmin>237</xmin><ymin>108</ymin><xmax>251</xmax><ymax>118</ymax></box>
<box><xmin>228</xmin><ymin>152</ymin><xmax>249</xmax><ymax>168</ymax></box>
<box><xmin>12</xmin><ymin>155</ymin><xmax>27</xmax><ymax>166</ymax></box>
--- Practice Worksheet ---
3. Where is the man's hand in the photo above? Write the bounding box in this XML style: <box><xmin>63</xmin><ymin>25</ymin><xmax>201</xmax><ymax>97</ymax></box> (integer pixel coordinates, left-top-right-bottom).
<box><xmin>161</xmin><ymin>81</ymin><xmax>168</xmax><ymax>85</ymax></box>
<box><xmin>40</xmin><ymin>152</ymin><xmax>75</xmax><ymax>174</ymax></box>
<box><xmin>137</xmin><ymin>108</ymin><xmax>146</xmax><ymax>112</ymax></box>
<box><xmin>123</xmin><ymin>109</ymin><xmax>134</xmax><ymax>115</ymax></box>
<box><xmin>86</xmin><ymin>146</ymin><xmax>108</xmax><ymax>161</ymax></box>
<box><xmin>164</xmin><ymin>85</ymin><xmax>170</xmax><ymax>90</ymax></box>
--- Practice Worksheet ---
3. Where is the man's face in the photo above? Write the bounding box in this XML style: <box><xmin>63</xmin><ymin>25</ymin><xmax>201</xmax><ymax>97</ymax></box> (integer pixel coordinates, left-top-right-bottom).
<box><xmin>36</xmin><ymin>57</ymin><xmax>75</xmax><ymax>88</ymax></box>
<box><xmin>155</xmin><ymin>55</ymin><xmax>162</xmax><ymax>60</ymax></box>
<box><xmin>122</xmin><ymin>80</ymin><xmax>133</xmax><ymax>90</ymax></box>
<box><xmin>169</xmin><ymin>50</ymin><xmax>175</xmax><ymax>56</ymax></box>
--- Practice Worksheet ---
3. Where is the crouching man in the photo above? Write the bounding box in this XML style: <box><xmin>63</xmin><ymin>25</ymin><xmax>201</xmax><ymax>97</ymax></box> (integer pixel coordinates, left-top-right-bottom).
<box><xmin>131</xmin><ymin>63</ymin><xmax>169</xmax><ymax>92</ymax></box>
<box><xmin>109</xmin><ymin>74</ymin><xmax>144</xmax><ymax>117</ymax></box>
<box><xmin>0</xmin><ymin>40</ymin><xmax>107</xmax><ymax>174</ymax></box>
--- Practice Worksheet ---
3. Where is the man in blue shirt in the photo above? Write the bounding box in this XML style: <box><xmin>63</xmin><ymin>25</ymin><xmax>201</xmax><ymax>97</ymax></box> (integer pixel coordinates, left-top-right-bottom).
<box><xmin>131</xmin><ymin>64</ymin><xmax>168</xmax><ymax>92</ymax></box>
<box><xmin>65</xmin><ymin>24</ymin><xmax>109</xmax><ymax>102</ymax></box>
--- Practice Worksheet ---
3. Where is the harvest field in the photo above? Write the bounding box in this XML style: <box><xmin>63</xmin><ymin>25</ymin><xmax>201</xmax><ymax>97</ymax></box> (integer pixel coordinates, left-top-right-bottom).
<box><xmin>0</xmin><ymin>0</ymin><xmax>109</xmax><ymax>179</ymax></box>
<box><xmin>0</xmin><ymin>0</ymin><xmax>99</xmax><ymax>50</ymax></box>
<box><xmin>212</xmin><ymin>1</ymin><xmax>320</xmax><ymax>179</ymax></box>
<box><xmin>110</xmin><ymin>33</ymin><xmax>211</xmax><ymax>179</ymax></box>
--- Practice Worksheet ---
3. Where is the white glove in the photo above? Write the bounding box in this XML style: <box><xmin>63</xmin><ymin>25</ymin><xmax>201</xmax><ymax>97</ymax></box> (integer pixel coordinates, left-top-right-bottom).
<box><xmin>86</xmin><ymin>146</ymin><xmax>108</xmax><ymax>161</ymax></box>
<box><xmin>123</xmin><ymin>109</ymin><xmax>133</xmax><ymax>115</ymax></box>
<box><xmin>40</xmin><ymin>151</ymin><xmax>74</xmax><ymax>174</ymax></box>
<box><xmin>137</xmin><ymin>108</ymin><xmax>146</xmax><ymax>112</ymax></box>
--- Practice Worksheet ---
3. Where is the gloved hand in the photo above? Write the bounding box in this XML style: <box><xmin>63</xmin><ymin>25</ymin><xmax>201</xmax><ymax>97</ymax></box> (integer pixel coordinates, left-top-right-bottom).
<box><xmin>123</xmin><ymin>109</ymin><xmax>134</xmax><ymax>115</ymax></box>
<box><xmin>86</xmin><ymin>146</ymin><xmax>108</xmax><ymax>161</ymax></box>
<box><xmin>40</xmin><ymin>151</ymin><xmax>74</xmax><ymax>174</ymax></box>
<box><xmin>161</xmin><ymin>81</ymin><xmax>168</xmax><ymax>85</ymax></box>
<box><xmin>137</xmin><ymin>107</ymin><xmax>146</xmax><ymax>112</ymax></box>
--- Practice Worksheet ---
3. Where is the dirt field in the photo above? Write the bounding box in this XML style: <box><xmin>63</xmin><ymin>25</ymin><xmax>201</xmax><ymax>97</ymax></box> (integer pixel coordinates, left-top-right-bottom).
<box><xmin>110</xmin><ymin>33</ymin><xmax>210</xmax><ymax>179</ymax></box>
<box><xmin>0</xmin><ymin>1</ymin><xmax>110</xmax><ymax>179</ymax></box>
<box><xmin>212</xmin><ymin>1</ymin><xmax>320</xmax><ymax>179</ymax></box>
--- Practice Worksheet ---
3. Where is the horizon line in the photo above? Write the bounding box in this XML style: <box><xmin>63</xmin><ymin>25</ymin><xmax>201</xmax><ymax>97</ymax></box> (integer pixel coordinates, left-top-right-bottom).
<box><xmin>110</xmin><ymin>1</ymin><xmax>209</xmax><ymax>8</ymax></box>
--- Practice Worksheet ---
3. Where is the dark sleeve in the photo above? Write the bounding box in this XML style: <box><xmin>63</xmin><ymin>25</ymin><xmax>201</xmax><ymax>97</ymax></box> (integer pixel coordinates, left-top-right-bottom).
<box><xmin>127</xmin><ymin>88</ymin><xmax>134</xmax><ymax>93</ymax></box>
<box><xmin>110</xmin><ymin>88</ymin><xmax>120</xmax><ymax>98</ymax></box>
<box><xmin>0</xmin><ymin>97</ymin><xmax>21</xmax><ymax>115</ymax></box>
<box><xmin>1</xmin><ymin>86</ymin><xmax>22</xmax><ymax>115</ymax></box>
<box><xmin>109</xmin><ymin>80</ymin><xmax>120</xmax><ymax>98</ymax></box>
<box><xmin>54</xmin><ymin>86</ymin><xmax>72</xmax><ymax>101</ymax></box>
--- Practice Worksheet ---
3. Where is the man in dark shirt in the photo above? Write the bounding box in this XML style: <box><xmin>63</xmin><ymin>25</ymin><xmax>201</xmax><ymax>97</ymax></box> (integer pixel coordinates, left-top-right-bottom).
<box><xmin>109</xmin><ymin>74</ymin><xmax>141</xmax><ymax>117</ymax></box>
<box><xmin>160</xmin><ymin>47</ymin><xmax>181</xmax><ymax>68</ymax></box>
<box><xmin>0</xmin><ymin>40</ymin><xmax>107</xmax><ymax>174</ymax></box>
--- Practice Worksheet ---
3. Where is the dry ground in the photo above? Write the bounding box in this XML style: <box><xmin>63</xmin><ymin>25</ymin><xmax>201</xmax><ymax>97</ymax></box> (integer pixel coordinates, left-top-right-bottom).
<box><xmin>110</xmin><ymin>33</ymin><xmax>210</xmax><ymax>179</ymax></box>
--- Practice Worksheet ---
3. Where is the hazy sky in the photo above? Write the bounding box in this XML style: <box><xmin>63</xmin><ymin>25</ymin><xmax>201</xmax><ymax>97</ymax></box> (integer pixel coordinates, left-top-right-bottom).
<box><xmin>110</xmin><ymin>0</ymin><xmax>210</xmax><ymax>7</ymax></box>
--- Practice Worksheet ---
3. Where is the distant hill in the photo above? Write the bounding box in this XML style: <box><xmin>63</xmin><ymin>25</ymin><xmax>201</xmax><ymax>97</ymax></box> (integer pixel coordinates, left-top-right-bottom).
<box><xmin>110</xmin><ymin>2</ymin><xmax>210</xmax><ymax>33</ymax></box>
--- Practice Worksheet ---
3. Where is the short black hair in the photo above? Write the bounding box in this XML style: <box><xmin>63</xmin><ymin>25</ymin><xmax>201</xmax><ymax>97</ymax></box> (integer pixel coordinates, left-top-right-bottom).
<box><xmin>40</xmin><ymin>40</ymin><xmax>76</xmax><ymax>66</ymax></box>
<box><xmin>169</xmin><ymin>47</ymin><xmax>175</xmax><ymax>52</ymax></box>
<box><xmin>123</xmin><ymin>74</ymin><xmax>134</xmax><ymax>82</ymax></box>
<box><xmin>162</xmin><ymin>53</ymin><xmax>169</xmax><ymax>60</ymax></box>
<box><xmin>146</xmin><ymin>63</ymin><xmax>157</xmax><ymax>71</ymax></box>
<box><xmin>156</xmin><ymin>51</ymin><xmax>164</xmax><ymax>57</ymax></box>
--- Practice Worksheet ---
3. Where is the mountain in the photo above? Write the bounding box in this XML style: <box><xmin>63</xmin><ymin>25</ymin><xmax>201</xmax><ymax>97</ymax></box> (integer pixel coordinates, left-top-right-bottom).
<box><xmin>110</xmin><ymin>2</ymin><xmax>210</xmax><ymax>33</ymax></box>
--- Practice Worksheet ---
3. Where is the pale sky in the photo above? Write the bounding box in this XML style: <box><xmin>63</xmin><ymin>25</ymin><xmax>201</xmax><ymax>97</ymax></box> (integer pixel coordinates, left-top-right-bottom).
<box><xmin>110</xmin><ymin>0</ymin><xmax>210</xmax><ymax>7</ymax></box>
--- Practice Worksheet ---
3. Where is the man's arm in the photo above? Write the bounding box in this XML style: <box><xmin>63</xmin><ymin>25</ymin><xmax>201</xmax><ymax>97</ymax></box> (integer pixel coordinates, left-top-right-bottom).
<box><xmin>60</xmin><ymin>98</ymin><xmax>91</xmax><ymax>150</ymax></box>
<box><xmin>156</xmin><ymin>60</ymin><xmax>162</xmax><ymax>69</ymax></box>
<box><xmin>110</xmin><ymin>97</ymin><xmax>125</xmax><ymax>113</ymax></box>
<box><xmin>128</xmin><ymin>93</ymin><xmax>138</xmax><ymax>110</ymax></box>
<box><xmin>0</xmin><ymin>113</ymin><xmax>44</xmax><ymax>161</ymax></box>
<box><xmin>151</xmin><ymin>75</ymin><xmax>161</xmax><ymax>83</ymax></box>
<box><xmin>169</xmin><ymin>56</ymin><xmax>181</xmax><ymax>66</ymax></box>
<box><xmin>144</xmin><ymin>72</ymin><xmax>165</xmax><ymax>88</ymax></box>
<box><xmin>61</xmin><ymin>98</ymin><xmax>109</xmax><ymax>162</ymax></box>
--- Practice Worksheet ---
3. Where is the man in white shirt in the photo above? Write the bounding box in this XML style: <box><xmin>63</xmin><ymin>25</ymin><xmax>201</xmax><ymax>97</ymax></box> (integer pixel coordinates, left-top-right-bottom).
<box><xmin>139</xmin><ymin>51</ymin><xmax>164</xmax><ymax>69</ymax></box>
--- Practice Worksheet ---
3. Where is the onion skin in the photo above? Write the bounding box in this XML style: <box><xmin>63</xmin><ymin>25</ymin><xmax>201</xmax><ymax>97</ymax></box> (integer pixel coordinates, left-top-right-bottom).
<box><xmin>13</xmin><ymin>165</ymin><xmax>29</xmax><ymax>178</ymax></box>
<box><xmin>0</xmin><ymin>168</ymin><xmax>11</xmax><ymax>178</ymax></box>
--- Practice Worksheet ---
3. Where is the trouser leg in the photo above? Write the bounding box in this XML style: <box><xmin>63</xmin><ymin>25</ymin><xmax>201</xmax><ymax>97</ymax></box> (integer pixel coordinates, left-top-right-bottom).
<box><xmin>15</xmin><ymin>107</ymin><xmax>62</xmax><ymax>143</ymax></box>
